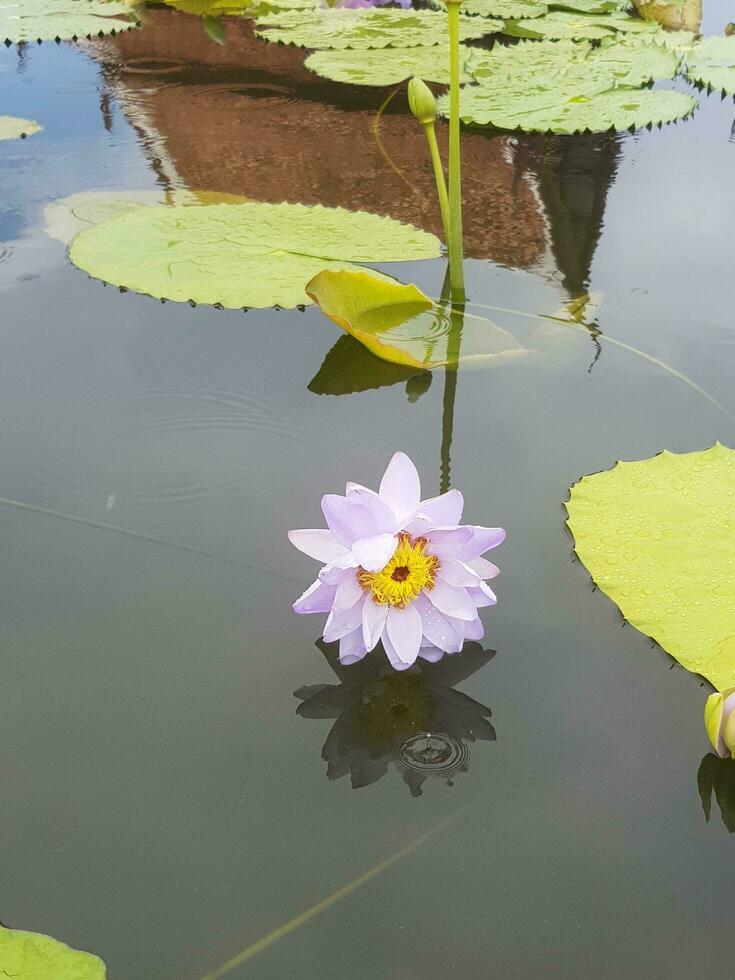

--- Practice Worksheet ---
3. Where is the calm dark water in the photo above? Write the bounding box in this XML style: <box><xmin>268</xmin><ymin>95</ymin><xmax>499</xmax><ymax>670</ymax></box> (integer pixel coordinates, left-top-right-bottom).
<box><xmin>1</xmin><ymin>5</ymin><xmax>734</xmax><ymax>979</ymax></box>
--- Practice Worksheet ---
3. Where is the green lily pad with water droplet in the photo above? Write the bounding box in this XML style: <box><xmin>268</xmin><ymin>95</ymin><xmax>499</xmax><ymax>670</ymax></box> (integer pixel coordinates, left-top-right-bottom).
<box><xmin>566</xmin><ymin>444</ymin><xmax>735</xmax><ymax>690</ymax></box>
<box><xmin>68</xmin><ymin>202</ymin><xmax>441</xmax><ymax>309</ymax></box>
<box><xmin>255</xmin><ymin>8</ymin><xmax>500</xmax><ymax>49</ymax></box>
<box><xmin>305</xmin><ymin>43</ymin><xmax>474</xmax><ymax>85</ymax></box>
<box><xmin>0</xmin><ymin>924</ymin><xmax>106</xmax><ymax>979</ymax></box>
<box><xmin>439</xmin><ymin>38</ymin><xmax>692</xmax><ymax>132</ymax></box>
<box><xmin>685</xmin><ymin>35</ymin><xmax>735</xmax><ymax>95</ymax></box>
<box><xmin>0</xmin><ymin>0</ymin><xmax>137</xmax><ymax>44</ymax></box>
<box><xmin>306</xmin><ymin>268</ymin><xmax>532</xmax><ymax>369</ymax></box>
<box><xmin>0</xmin><ymin>115</ymin><xmax>42</xmax><ymax>140</ymax></box>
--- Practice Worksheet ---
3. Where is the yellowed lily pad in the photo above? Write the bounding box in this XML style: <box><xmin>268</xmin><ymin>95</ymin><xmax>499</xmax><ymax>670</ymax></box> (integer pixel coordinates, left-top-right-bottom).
<box><xmin>68</xmin><ymin>202</ymin><xmax>440</xmax><ymax>309</ymax></box>
<box><xmin>0</xmin><ymin>115</ymin><xmax>42</xmax><ymax>140</ymax></box>
<box><xmin>566</xmin><ymin>444</ymin><xmax>735</xmax><ymax>690</ymax></box>
<box><xmin>306</xmin><ymin>268</ymin><xmax>531</xmax><ymax>369</ymax></box>
<box><xmin>0</xmin><ymin>924</ymin><xmax>106</xmax><ymax>979</ymax></box>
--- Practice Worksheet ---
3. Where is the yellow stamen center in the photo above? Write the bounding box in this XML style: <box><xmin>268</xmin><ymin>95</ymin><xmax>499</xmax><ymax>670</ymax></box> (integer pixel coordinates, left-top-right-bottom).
<box><xmin>358</xmin><ymin>533</ymin><xmax>440</xmax><ymax>607</ymax></box>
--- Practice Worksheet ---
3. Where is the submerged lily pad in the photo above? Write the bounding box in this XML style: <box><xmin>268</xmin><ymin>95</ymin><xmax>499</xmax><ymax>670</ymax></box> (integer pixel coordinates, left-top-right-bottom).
<box><xmin>441</xmin><ymin>38</ymin><xmax>692</xmax><ymax>132</ymax></box>
<box><xmin>634</xmin><ymin>0</ymin><xmax>701</xmax><ymax>31</ymax></box>
<box><xmin>685</xmin><ymin>36</ymin><xmax>735</xmax><ymax>95</ymax></box>
<box><xmin>566</xmin><ymin>444</ymin><xmax>735</xmax><ymax>690</ymax></box>
<box><xmin>255</xmin><ymin>8</ymin><xmax>500</xmax><ymax>49</ymax></box>
<box><xmin>503</xmin><ymin>10</ymin><xmax>661</xmax><ymax>39</ymax></box>
<box><xmin>68</xmin><ymin>202</ymin><xmax>441</xmax><ymax>309</ymax></box>
<box><xmin>305</xmin><ymin>44</ymin><xmax>473</xmax><ymax>85</ymax></box>
<box><xmin>0</xmin><ymin>115</ymin><xmax>42</xmax><ymax>140</ymax></box>
<box><xmin>306</xmin><ymin>268</ymin><xmax>531</xmax><ymax>369</ymax></box>
<box><xmin>0</xmin><ymin>925</ymin><xmax>106</xmax><ymax>979</ymax></box>
<box><xmin>0</xmin><ymin>0</ymin><xmax>137</xmax><ymax>43</ymax></box>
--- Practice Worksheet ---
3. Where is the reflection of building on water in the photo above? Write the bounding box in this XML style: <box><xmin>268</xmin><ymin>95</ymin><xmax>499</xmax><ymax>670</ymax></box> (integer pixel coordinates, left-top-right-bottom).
<box><xmin>294</xmin><ymin>639</ymin><xmax>496</xmax><ymax>796</ymax></box>
<box><xmin>85</xmin><ymin>7</ymin><xmax>620</xmax><ymax>285</ymax></box>
<box><xmin>526</xmin><ymin>133</ymin><xmax>621</xmax><ymax>297</ymax></box>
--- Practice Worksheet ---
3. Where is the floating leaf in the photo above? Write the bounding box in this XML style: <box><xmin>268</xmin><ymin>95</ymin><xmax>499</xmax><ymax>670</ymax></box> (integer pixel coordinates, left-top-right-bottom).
<box><xmin>551</xmin><ymin>0</ymin><xmax>630</xmax><ymax>12</ymax></box>
<box><xmin>0</xmin><ymin>115</ymin><xmax>42</xmax><ymax>140</ymax></box>
<box><xmin>566</xmin><ymin>444</ymin><xmax>735</xmax><ymax>691</ymax></box>
<box><xmin>503</xmin><ymin>9</ymin><xmax>661</xmax><ymax>39</ymax></box>
<box><xmin>44</xmin><ymin>189</ymin><xmax>250</xmax><ymax>245</ymax></box>
<box><xmin>441</xmin><ymin>38</ymin><xmax>692</xmax><ymax>132</ymax></box>
<box><xmin>306</xmin><ymin>268</ymin><xmax>531</xmax><ymax>369</ymax></box>
<box><xmin>432</xmin><ymin>0</ymin><xmax>548</xmax><ymax>19</ymax></box>
<box><xmin>308</xmin><ymin>335</ymin><xmax>424</xmax><ymax>395</ymax></box>
<box><xmin>255</xmin><ymin>8</ymin><xmax>500</xmax><ymax>49</ymax></box>
<box><xmin>685</xmin><ymin>36</ymin><xmax>735</xmax><ymax>95</ymax></box>
<box><xmin>0</xmin><ymin>925</ymin><xmax>106</xmax><ymax>979</ymax></box>
<box><xmin>305</xmin><ymin>43</ymin><xmax>473</xmax><ymax>85</ymax></box>
<box><xmin>0</xmin><ymin>0</ymin><xmax>137</xmax><ymax>43</ymax></box>
<box><xmin>68</xmin><ymin>202</ymin><xmax>440</xmax><ymax>309</ymax></box>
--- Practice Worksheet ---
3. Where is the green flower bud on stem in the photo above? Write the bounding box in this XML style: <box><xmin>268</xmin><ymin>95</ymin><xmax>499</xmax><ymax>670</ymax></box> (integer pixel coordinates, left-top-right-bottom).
<box><xmin>408</xmin><ymin>77</ymin><xmax>450</xmax><ymax>245</ymax></box>
<box><xmin>408</xmin><ymin>77</ymin><xmax>437</xmax><ymax>126</ymax></box>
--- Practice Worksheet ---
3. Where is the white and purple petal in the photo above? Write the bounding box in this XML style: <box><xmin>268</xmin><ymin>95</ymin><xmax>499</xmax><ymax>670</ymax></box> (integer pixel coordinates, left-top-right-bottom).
<box><xmin>457</xmin><ymin>526</ymin><xmax>506</xmax><ymax>560</ymax></box>
<box><xmin>379</xmin><ymin>451</ymin><xmax>421</xmax><ymax>523</ymax></box>
<box><xmin>339</xmin><ymin>628</ymin><xmax>368</xmax><ymax>666</ymax></box>
<box><xmin>362</xmin><ymin>599</ymin><xmax>390</xmax><ymax>652</ymax></box>
<box><xmin>292</xmin><ymin>579</ymin><xmax>338</xmax><ymax>615</ymax></box>
<box><xmin>425</xmin><ymin>578</ymin><xmax>478</xmax><ymax>621</ymax></box>
<box><xmin>386</xmin><ymin>604</ymin><xmax>423</xmax><ymax>668</ymax></box>
<box><xmin>404</xmin><ymin>488</ymin><xmax>464</xmax><ymax>534</ymax></box>
<box><xmin>288</xmin><ymin>528</ymin><xmax>349</xmax><ymax>564</ymax></box>
<box><xmin>351</xmin><ymin>532</ymin><xmax>397</xmax><ymax>573</ymax></box>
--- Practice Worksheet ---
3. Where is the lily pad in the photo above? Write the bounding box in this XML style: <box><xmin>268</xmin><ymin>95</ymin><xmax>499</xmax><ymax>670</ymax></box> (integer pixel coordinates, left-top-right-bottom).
<box><xmin>0</xmin><ymin>115</ymin><xmax>42</xmax><ymax>140</ymax></box>
<box><xmin>0</xmin><ymin>0</ymin><xmax>137</xmax><ymax>44</ymax></box>
<box><xmin>44</xmin><ymin>188</ymin><xmax>250</xmax><ymax>245</ymax></box>
<box><xmin>0</xmin><ymin>924</ymin><xmax>106</xmax><ymax>979</ymax></box>
<box><xmin>68</xmin><ymin>202</ymin><xmax>441</xmax><ymax>309</ymax></box>
<box><xmin>255</xmin><ymin>8</ymin><xmax>501</xmax><ymax>49</ymax></box>
<box><xmin>441</xmin><ymin>38</ymin><xmax>692</xmax><ymax>132</ymax></box>
<box><xmin>433</xmin><ymin>0</ymin><xmax>548</xmax><ymax>19</ymax></box>
<box><xmin>550</xmin><ymin>0</ymin><xmax>630</xmax><ymax>11</ymax></box>
<box><xmin>306</xmin><ymin>268</ymin><xmax>531</xmax><ymax>369</ymax></box>
<box><xmin>503</xmin><ymin>10</ymin><xmax>661</xmax><ymax>39</ymax></box>
<box><xmin>685</xmin><ymin>36</ymin><xmax>735</xmax><ymax>95</ymax></box>
<box><xmin>305</xmin><ymin>43</ymin><xmax>473</xmax><ymax>85</ymax></box>
<box><xmin>565</xmin><ymin>444</ymin><xmax>735</xmax><ymax>691</ymax></box>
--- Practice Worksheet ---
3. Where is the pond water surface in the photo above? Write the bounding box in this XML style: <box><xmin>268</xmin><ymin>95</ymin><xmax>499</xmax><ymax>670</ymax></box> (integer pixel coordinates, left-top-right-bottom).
<box><xmin>1</xmin><ymin>4</ymin><xmax>734</xmax><ymax>978</ymax></box>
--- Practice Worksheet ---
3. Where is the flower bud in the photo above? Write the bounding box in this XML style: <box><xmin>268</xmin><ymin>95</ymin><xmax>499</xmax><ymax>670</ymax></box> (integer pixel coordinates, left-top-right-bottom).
<box><xmin>407</xmin><ymin>77</ymin><xmax>436</xmax><ymax>127</ymax></box>
<box><xmin>705</xmin><ymin>687</ymin><xmax>735</xmax><ymax>758</ymax></box>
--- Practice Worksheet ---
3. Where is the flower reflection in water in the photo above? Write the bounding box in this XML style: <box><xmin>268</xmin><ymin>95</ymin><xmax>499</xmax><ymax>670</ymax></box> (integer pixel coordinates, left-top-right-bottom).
<box><xmin>697</xmin><ymin>754</ymin><xmax>735</xmax><ymax>833</ymax></box>
<box><xmin>294</xmin><ymin>638</ymin><xmax>496</xmax><ymax>796</ymax></box>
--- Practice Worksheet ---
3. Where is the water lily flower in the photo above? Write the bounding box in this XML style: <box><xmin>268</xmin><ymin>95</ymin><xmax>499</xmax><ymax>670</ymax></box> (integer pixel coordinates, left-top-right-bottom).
<box><xmin>705</xmin><ymin>687</ymin><xmax>735</xmax><ymax>759</ymax></box>
<box><xmin>288</xmin><ymin>452</ymin><xmax>504</xmax><ymax>670</ymax></box>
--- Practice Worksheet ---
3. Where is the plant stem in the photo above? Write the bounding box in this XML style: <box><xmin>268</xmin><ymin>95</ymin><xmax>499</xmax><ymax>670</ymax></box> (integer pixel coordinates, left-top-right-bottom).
<box><xmin>422</xmin><ymin>121</ymin><xmax>450</xmax><ymax>244</ymax></box>
<box><xmin>446</xmin><ymin>0</ymin><xmax>465</xmax><ymax>302</ymax></box>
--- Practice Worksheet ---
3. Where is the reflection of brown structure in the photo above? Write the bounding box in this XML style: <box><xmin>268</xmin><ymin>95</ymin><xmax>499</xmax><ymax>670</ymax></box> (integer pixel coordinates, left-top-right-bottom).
<box><xmin>86</xmin><ymin>7</ymin><xmax>620</xmax><ymax>278</ymax></box>
<box><xmin>86</xmin><ymin>7</ymin><xmax>546</xmax><ymax>264</ymax></box>
<box><xmin>526</xmin><ymin>134</ymin><xmax>620</xmax><ymax>296</ymax></box>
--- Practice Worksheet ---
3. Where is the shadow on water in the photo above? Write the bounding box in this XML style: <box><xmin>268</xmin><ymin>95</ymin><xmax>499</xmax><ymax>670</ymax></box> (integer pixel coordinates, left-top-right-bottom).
<box><xmin>295</xmin><ymin>638</ymin><xmax>496</xmax><ymax>796</ymax></box>
<box><xmin>697</xmin><ymin>753</ymin><xmax>735</xmax><ymax>832</ymax></box>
